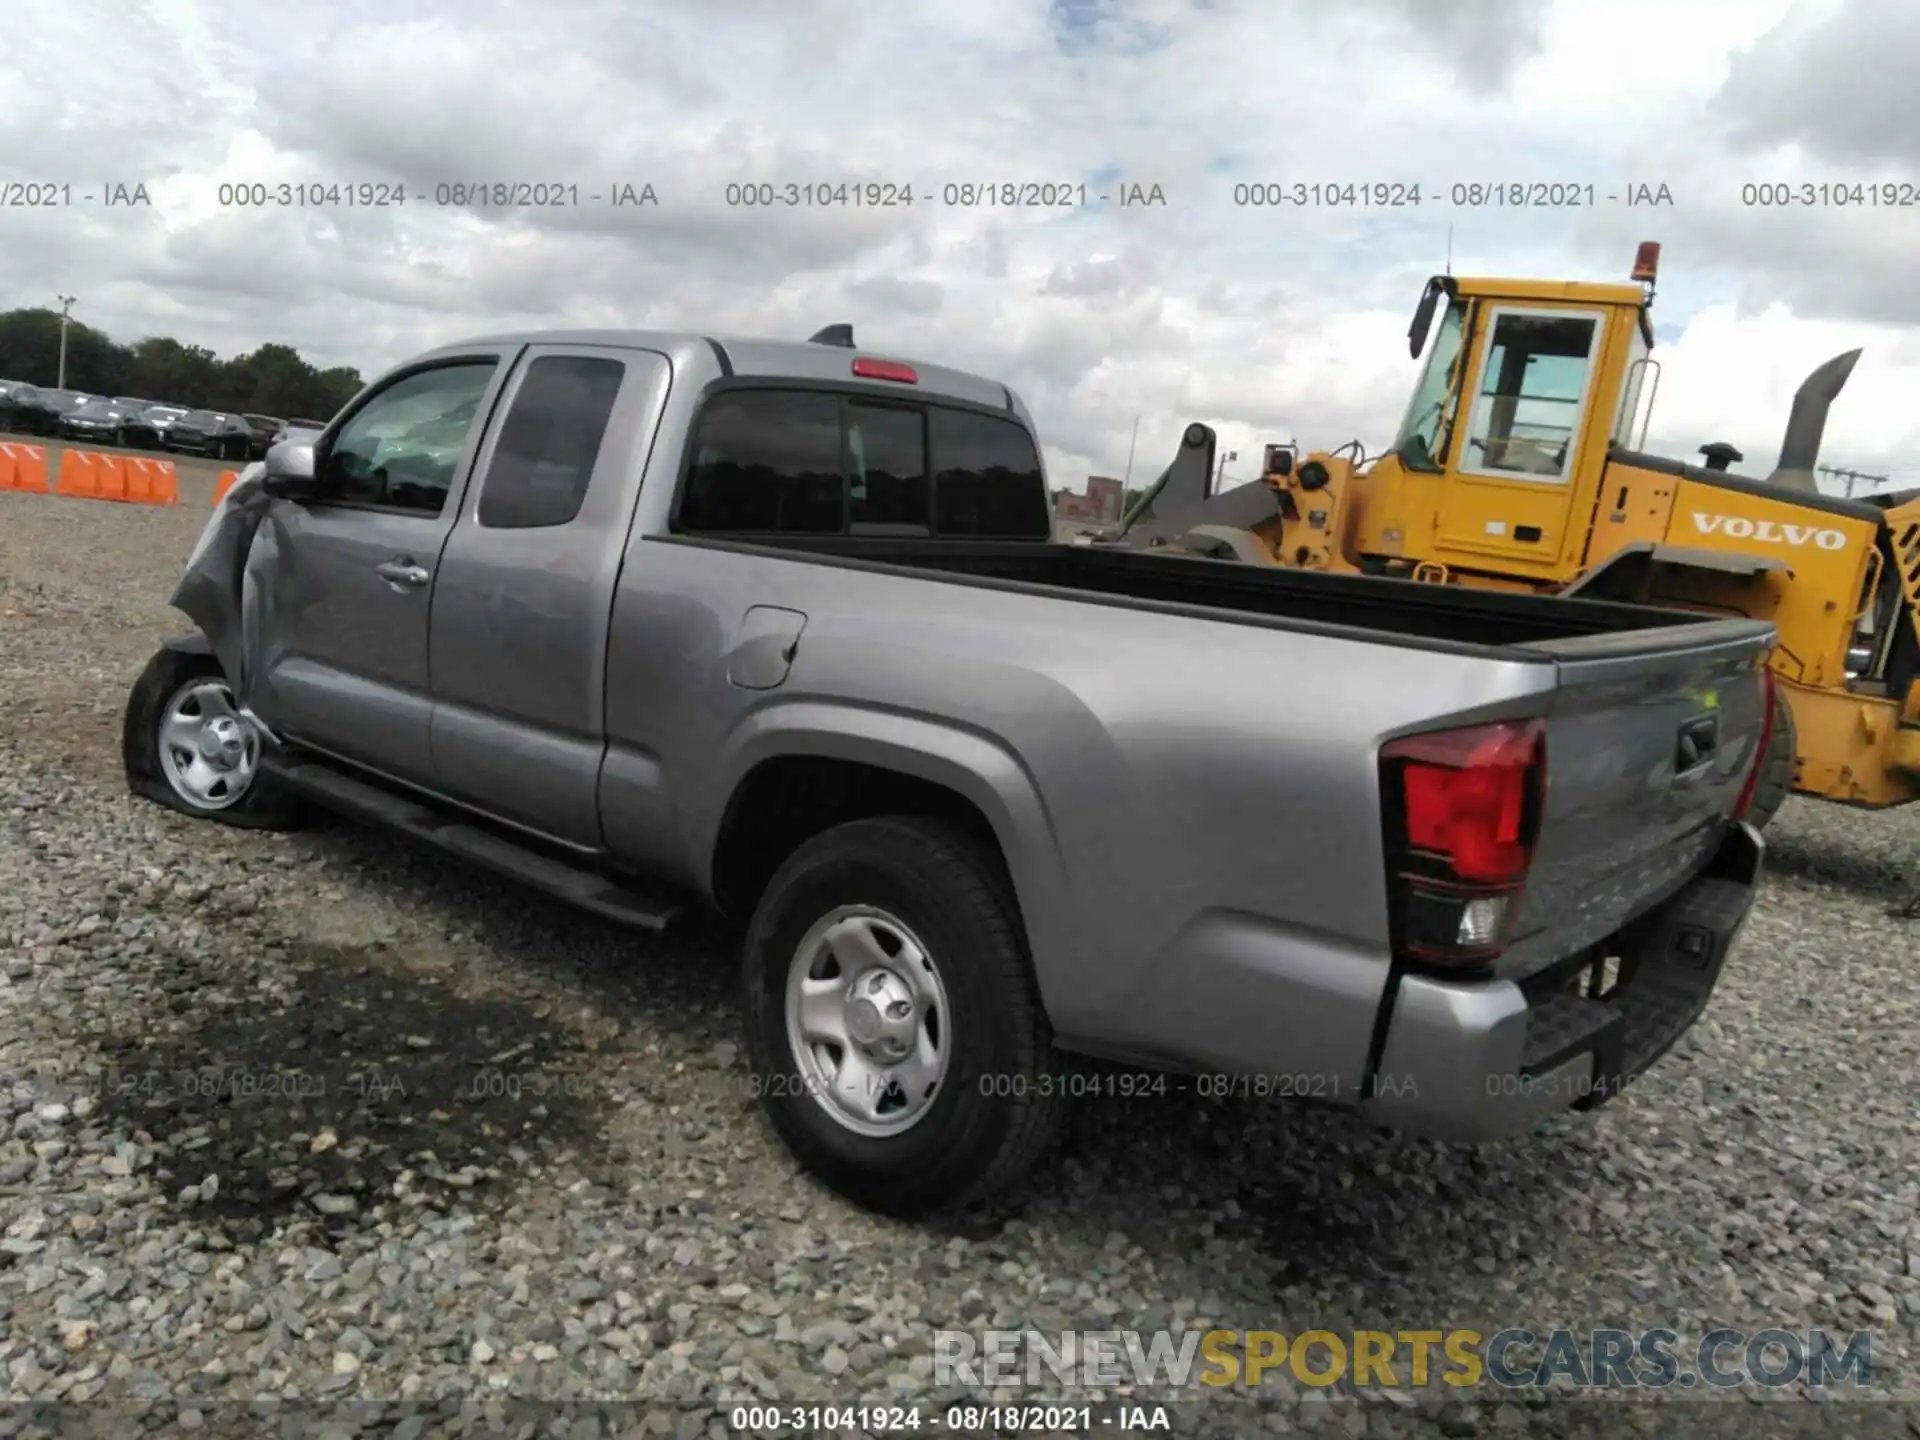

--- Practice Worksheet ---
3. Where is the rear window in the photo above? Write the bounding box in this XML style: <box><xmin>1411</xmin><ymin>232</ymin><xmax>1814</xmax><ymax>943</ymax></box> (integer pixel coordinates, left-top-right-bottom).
<box><xmin>677</xmin><ymin>391</ymin><xmax>846</xmax><ymax>534</ymax></box>
<box><xmin>929</xmin><ymin>406</ymin><xmax>1050</xmax><ymax>537</ymax></box>
<box><xmin>677</xmin><ymin>388</ymin><xmax>1046</xmax><ymax>539</ymax></box>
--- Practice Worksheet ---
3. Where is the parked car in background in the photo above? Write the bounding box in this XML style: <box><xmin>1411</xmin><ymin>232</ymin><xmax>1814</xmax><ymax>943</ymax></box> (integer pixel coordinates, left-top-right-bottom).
<box><xmin>0</xmin><ymin>380</ymin><xmax>39</xmax><ymax>429</ymax></box>
<box><xmin>242</xmin><ymin>415</ymin><xmax>286</xmax><ymax>461</ymax></box>
<box><xmin>164</xmin><ymin>409</ymin><xmax>257</xmax><ymax>461</ymax></box>
<box><xmin>6</xmin><ymin>388</ymin><xmax>92</xmax><ymax>436</ymax></box>
<box><xmin>133</xmin><ymin>405</ymin><xmax>190</xmax><ymax>450</ymax></box>
<box><xmin>58</xmin><ymin>398</ymin><xmax>149</xmax><ymax>447</ymax></box>
<box><xmin>114</xmin><ymin>407</ymin><xmax>181</xmax><ymax>451</ymax></box>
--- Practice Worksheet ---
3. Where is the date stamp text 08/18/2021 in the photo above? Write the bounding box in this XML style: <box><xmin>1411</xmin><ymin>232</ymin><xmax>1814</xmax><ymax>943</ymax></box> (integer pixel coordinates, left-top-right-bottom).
<box><xmin>6</xmin><ymin>176</ymin><xmax>1920</xmax><ymax>211</ymax></box>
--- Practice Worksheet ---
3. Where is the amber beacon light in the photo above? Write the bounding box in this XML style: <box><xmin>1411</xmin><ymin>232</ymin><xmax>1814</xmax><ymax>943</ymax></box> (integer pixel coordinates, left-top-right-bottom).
<box><xmin>1630</xmin><ymin>241</ymin><xmax>1661</xmax><ymax>283</ymax></box>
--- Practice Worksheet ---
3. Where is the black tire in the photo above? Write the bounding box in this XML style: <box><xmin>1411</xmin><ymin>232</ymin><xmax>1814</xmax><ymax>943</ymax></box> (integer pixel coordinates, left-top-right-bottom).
<box><xmin>123</xmin><ymin>646</ymin><xmax>302</xmax><ymax>830</ymax></box>
<box><xmin>741</xmin><ymin>816</ymin><xmax>1065</xmax><ymax>1217</ymax></box>
<box><xmin>1744</xmin><ymin>685</ymin><xmax>1798</xmax><ymax>830</ymax></box>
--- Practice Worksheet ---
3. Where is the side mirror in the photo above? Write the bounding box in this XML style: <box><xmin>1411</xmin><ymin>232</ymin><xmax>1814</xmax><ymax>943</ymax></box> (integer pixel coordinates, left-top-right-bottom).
<box><xmin>260</xmin><ymin>440</ymin><xmax>321</xmax><ymax>500</ymax></box>
<box><xmin>1407</xmin><ymin>275</ymin><xmax>1456</xmax><ymax>359</ymax></box>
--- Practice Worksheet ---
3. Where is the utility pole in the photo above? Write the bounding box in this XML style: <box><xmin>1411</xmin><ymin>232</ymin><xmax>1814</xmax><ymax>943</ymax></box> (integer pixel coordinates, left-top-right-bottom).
<box><xmin>1123</xmin><ymin>415</ymin><xmax>1140</xmax><ymax>487</ymax></box>
<box><xmin>1213</xmin><ymin>449</ymin><xmax>1238</xmax><ymax>495</ymax></box>
<box><xmin>1817</xmin><ymin>464</ymin><xmax>1889</xmax><ymax>498</ymax></box>
<box><xmin>55</xmin><ymin>296</ymin><xmax>76</xmax><ymax>389</ymax></box>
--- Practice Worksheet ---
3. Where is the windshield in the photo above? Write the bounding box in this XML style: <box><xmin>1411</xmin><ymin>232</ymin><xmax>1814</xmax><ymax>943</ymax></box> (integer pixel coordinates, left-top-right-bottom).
<box><xmin>1392</xmin><ymin>299</ymin><xmax>1467</xmax><ymax>470</ymax></box>
<box><xmin>71</xmin><ymin>400</ymin><xmax>121</xmax><ymax>418</ymax></box>
<box><xmin>181</xmin><ymin>410</ymin><xmax>223</xmax><ymax>425</ymax></box>
<box><xmin>49</xmin><ymin>392</ymin><xmax>87</xmax><ymax>409</ymax></box>
<box><xmin>150</xmin><ymin>407</ymin><xmax>185</xmax><ymax>420</ymax></box>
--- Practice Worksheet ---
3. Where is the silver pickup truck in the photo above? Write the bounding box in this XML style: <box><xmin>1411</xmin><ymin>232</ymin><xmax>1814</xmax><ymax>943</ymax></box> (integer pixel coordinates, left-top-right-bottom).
<box><xmin>123</xmin><ymin>326</ymin><xmax>1773</xmax><ymax>1217</ymax></box>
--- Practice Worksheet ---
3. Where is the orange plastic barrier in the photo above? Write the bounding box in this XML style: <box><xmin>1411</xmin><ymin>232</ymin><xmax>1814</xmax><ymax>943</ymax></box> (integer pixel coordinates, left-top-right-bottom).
<box><xmin>0</xmin><ymin>442</ymin><xmax>49</xmax><ymax>493</ymax></box>
<box><xmin>212</xmin><ymin>470</ymin><xmax>239</xmax><ymax>504</ymax></box>
<box><xmin>55</xmin><ymin>449</ymin><xmax>110</xmax><ymax>498</ymax></box>
<box><xmin>53</xmin><ymin>448</ymin><xmax>180</xmax><ymax>504</ymax></box>
<box><xmin>122</xmin><ymin>456</ymin><xmax>180</xmax><ymax>505</ymax></box>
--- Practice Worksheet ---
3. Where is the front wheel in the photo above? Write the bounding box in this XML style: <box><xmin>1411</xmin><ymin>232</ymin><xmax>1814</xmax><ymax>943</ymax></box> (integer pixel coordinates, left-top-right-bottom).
<box><xmin>123</xmin><ymin>647</ymin><xmax>302</xmax><ymax>830</ymax></box>
<box><xmin>1744</xmin><ymin>685</ymin><xmax>1798</xmax><ymax>830</ymax></box>
<box><xmin>741</xmin><ymin>816</ymin><xmax>1064</xmax><ymax>1217</ymax></box>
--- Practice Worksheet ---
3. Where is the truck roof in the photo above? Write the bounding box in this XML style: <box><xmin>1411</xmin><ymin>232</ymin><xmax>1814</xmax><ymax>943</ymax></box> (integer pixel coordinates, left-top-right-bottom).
<box><xmin>436</xmin><ymin>327</ymin><xmax>1034</xmax><ymax>430</ymax></box>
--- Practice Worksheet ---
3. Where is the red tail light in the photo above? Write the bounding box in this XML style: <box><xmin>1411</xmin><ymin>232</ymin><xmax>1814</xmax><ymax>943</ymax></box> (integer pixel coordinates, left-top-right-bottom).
<box><xmin>1731</xmin><ymin>666</ymin><xmax>1777</xmax><ymax>823</ymax></box>
<box><xmin>851</xmin><ymin>357</ymin><xmax>917</xmax><ymax>384</ymax></box>
<box><xmin>1380</xmin><ymin>718</ymin><xmax>1546</xmax><ymax>968</ymax></box>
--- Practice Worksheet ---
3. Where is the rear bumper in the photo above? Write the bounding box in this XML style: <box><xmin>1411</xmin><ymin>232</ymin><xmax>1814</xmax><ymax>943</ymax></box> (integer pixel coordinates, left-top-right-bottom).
<box><xmin>1363</xmin><ymin>821</ymin><xmax>1763</xmax><ymax>1142</ymax></box>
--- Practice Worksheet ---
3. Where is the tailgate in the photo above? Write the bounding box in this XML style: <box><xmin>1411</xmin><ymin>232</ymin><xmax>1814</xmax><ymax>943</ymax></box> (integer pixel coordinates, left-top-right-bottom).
<box><xmin>1495</xmin><ymin>617</ymin><xmax>1773</xmax><ymax>977</ymax></box>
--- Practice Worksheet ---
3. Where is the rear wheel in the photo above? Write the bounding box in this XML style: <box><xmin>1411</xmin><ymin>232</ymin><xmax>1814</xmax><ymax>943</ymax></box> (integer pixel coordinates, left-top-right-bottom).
<box><xmin>1744</xmin><ymin>685</ymin><xmax>1798</xmax><ymax>830</ymax></box>
<box><xmin>741</xmin><ymin>816</ymin><xmax>1064</xmax><ymax>1217</ymax></box>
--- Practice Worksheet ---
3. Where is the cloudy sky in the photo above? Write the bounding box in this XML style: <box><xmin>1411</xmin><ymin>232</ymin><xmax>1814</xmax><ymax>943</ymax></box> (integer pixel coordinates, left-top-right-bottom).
<box><xmin>2</xmin><ymin>0</ymin><xmax>1916</xmax><ymax>496</ymax></box>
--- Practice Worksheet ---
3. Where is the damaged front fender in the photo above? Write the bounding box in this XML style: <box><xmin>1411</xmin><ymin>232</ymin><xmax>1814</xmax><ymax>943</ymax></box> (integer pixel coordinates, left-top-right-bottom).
<box><xmin>170</xmin><ymin>464</ymin><xmax>273</xmax><ymax>701</ymax></box>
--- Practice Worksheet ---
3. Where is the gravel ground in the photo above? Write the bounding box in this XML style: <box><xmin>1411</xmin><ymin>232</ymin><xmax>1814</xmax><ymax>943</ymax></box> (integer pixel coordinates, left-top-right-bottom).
<box><xmin>2</xmin><ymin>479</ymin><xmax>1919</xmax><ymax>1440</ymax></box>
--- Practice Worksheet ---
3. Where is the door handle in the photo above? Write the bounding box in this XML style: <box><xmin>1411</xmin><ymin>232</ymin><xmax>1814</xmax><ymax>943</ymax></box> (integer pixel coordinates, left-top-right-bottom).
<box><xmin>375</xmin><ymin>558</ymin><xmax>431</xmax><ymax>589</ymax></box>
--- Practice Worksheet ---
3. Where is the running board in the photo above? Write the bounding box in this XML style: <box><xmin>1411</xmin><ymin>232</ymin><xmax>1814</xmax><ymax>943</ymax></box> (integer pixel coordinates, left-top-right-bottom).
<box><xmin>262</xmin><ymin>753</ymin><xmax>683</xmax><ymax>932</ymax></box>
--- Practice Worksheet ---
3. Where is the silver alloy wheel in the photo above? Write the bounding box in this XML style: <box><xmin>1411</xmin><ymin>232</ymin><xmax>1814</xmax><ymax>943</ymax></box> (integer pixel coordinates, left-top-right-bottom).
<box><xmin>156</xmin><ymin>678</ymin><xmax>259</xmax><ymax>810</ymax></box>
<box><xmin>784</xmin><ymin>905</ymin><xmax>951</xmax><ymax>1137</ymax></box>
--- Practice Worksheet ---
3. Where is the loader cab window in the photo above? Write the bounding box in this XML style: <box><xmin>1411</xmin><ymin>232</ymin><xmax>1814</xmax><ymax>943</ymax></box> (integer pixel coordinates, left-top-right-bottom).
<box><xmin>1613</xmin><ymin>322</ymin><xmax>1651</xmax><ymax>446</ymax></box>
<box><xmin>1460</xmin><ymin>309</ymin><xmax>1600</xmax><ymax>483</ymax></box>
<box><xmin>1392</xmin><ymin>299</ymin><xmax>1466</xmax><ymax>471</ymax></box>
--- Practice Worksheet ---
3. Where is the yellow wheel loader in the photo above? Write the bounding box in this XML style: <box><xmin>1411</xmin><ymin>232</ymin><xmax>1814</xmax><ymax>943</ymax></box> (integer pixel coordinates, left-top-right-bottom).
<box><xmin>1115</xmin><ymin>244</ymin><xmax>1920</xmax><ymax>828</ymax></box>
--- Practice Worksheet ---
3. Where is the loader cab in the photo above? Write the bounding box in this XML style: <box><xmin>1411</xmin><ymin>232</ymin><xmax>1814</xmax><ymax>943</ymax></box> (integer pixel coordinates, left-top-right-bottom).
<box><xmin>1371</xmin><ymin>265</ymin><xmax>1655</xmax><ymax>584</ymax></box>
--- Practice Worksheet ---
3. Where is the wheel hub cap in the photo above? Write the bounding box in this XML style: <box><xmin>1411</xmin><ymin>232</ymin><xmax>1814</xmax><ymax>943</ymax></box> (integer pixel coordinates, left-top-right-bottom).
<box><xmin>199</xmin><ymin>716</ymin><xmax>247</xmax><ymax>768</ymax></box>
<box><xmin>784</xmin><ymin>907</ymin><xmax>950</xmax><ymax>1137</ymax></box>
<box><xmin>845</xmin><ymin>970</ymin><xmax>918</xmax><ymax>1059</ymax></box>
<box><xmin>157</xmin><ymin>679</ymin><xmax>259</xmax><ymax>810</ymax></box>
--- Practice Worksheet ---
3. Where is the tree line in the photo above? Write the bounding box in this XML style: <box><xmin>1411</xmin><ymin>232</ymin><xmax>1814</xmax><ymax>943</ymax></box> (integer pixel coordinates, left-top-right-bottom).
<box><xmin>0</xmin><ymin>307</ymin><xmax>364</xmax><ymax>420</ymax></box>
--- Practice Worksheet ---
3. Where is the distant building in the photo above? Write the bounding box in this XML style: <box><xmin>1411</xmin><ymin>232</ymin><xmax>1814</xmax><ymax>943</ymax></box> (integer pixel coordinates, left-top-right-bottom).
<box><xmin>1052</xmin><ymin>474</ymin><xmax>1126</xmax><ymax>524</ymax></box>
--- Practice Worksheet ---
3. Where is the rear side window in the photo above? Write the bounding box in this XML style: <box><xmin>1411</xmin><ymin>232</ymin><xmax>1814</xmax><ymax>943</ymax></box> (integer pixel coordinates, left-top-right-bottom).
<box><xmin>478</xmin><ymin>355</ymin><xmax>625</xmax><ymax>528</ymax></box>
<box><xmin>679</xmin><ymin>391</ymin><xmax>843</xmax><ymax>533</ymax></box>
<box><xmin>931</xmin><ymin>408</ymin><xmax>1049</xmax><ymax>537</ymax></box>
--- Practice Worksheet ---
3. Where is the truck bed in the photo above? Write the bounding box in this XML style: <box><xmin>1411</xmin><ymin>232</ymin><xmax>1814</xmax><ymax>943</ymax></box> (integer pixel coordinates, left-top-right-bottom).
<box><xmin>678</xmin><ymin>534</ymin><xmax>1763</xmax><ymax>657</ymax></box>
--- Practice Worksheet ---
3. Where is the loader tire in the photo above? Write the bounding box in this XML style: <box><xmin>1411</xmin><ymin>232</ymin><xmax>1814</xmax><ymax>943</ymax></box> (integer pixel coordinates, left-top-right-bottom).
<box><xmin>1744</xmin><ymin>686</ymin><xmax>1797</xmax><ymax>831</ymax></box>
<box><xmin>123</xmin><ymin>647</ymin><xmax>302</xmax><ymax>830</ymax></box>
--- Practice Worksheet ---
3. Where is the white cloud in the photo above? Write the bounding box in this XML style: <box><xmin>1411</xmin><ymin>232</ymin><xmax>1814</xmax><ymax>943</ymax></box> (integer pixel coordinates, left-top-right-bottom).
<box><xmin>0</xmin><ymin>0</ymin><xmax>1914</xmax><ymax>491</ymax></box>
<box><xmin>1635</xmin><ymin>304</ymin><xmax>1920</xmax><ymax>486</ymax></box>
